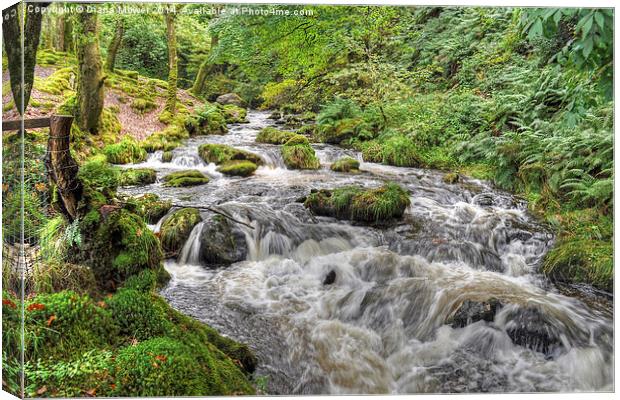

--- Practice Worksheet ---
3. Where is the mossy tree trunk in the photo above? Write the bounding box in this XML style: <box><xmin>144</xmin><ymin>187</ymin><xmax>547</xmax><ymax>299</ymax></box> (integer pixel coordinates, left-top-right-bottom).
<box><xmin>75</xmin><ymin>9</ymin><xmax>105</xmax><ymax>134</ymax></box>
<box><xmin>191</xmin><ymin>34</ymin><xmax>219</xmax><ymax>96</ymax></box>
<box><xmin>104</xmin><ymin>18</ymin><xmax>124</xmax><ymax>71</ymax></box>
<box><xmin>58</xmin><ymin>15</ymin><xmax>74</xmax><ymax>52</ymax></box>
<box><xmin>56</xmin><ymin>15</ymin><xmax>65</xmax><ymax>50</ymax></box>
<box><xmin>164</xmin><ymin>11</ymin><xmax>178</xmax><ymax>114</ymax></box>
<box><xmin>2</xmin><ymin>3</ymin><xmax>49</xmax><ymax>114</ymax></box>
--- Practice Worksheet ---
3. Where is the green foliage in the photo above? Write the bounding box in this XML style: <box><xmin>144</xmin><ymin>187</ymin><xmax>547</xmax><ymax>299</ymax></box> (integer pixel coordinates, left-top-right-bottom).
<box><xmin>162</xmin><ymin>150</ymin><xmax>173</xmax><ymax>162</ymax></box>
<box><xmin>159</xmin><ymin>208</ymin><xmax>203</xmax><ymax>256</ymax></box>
<box><xmin>331</xmin><ymin>157</ymin><xmax>360</xmax><ymax>173</ymax></box>
<box><xmin>130</xmin><ymin>97</ymin><xmax>157</xmax><ymax>114</ymax></box>
<box><xmin>198</xmin><ymin>143</ymin><xmax>263</xmax><ymax>165</ymax></box>
<box><xmin>281</xmin><ymin>139</ymin><xmax>320</xmax><ymax>170</ymax></box>
<box><xmin>361</xmin><ymin>135</ymin><xmax>422</xmax><ymax>168</ymax></box>
<box><xmin>186</xmin><ymin>104</ymin><xmax>228</xmax><ymax>135</ymax></box>
<box><xmin>78</xmin><ymin>158</ymin><xmax>120</xmax><ymax>205</ymax></box>
<box><xmin>33</xmin><ymin>66</ymin><xmax>74</xmax><ymax>95</ymax></box>
<box><xmin>104</xmin><ymin>137</ymin><xmax>148</xmax><ymax>164</ymax></box>
<box><xmin>163</xmin><ymin>170</ymin><xmax>210</xmax><ymax>187</ymax></box>
<box><xmin>305</xmin><ymin>182</ymin><xmax>410</xmax><ymax>223</ymax></box>
<box><xmin>126</xmin><ymin>193</ymin><xmax>172</xmax><ymax>225</ymax></box>
<box><xmin>256</xmin><ymin>126</ymin><xmax>297</xmax><ymax>144</ymax></box>
<box><xmin>221</xmin><ymin>104</ymin><xmax>248</xmax><ymax>123</ymax></box>
<box><xmin>118</xmin><ymin>168</ymin><xmax>157</xmax><ymax>186</ymax></box>
<box><xmin>260</xmin><ymin>79</ymin><xmax>299</xmax><ymax>110</ymax></box>
<box><xmin>217</xmin><ymin>160</ymin><xmax>258</xmax><ymax>177</ymax></box>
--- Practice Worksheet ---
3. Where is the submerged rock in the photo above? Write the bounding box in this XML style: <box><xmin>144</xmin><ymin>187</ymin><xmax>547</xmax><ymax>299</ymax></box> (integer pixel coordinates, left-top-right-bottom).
<box><xmin>330</xmin><ymin>157</ymin><xmax>360</xmax><ymax>173</ymax></box>
<box><xmin>199</xmin><ymin>214</ymin><xmax>248</xmax><ymax>266</ymax></box>
<box><xmin>502</xmin><ymin>306</ymin><xmax>565</xmax><ymax>357</ymax></box>
<box><xmin>442</xmin><ymin>172</ymin><xmax>460</xmax><ymax>184</ymax></box>
<box><xmin>160</xmin><ymin>208</ymin><xmax>203</xmax><ymax>257</ymax></box>
<box><xmin>449</xmin><ymin>299</ymin><xmax>502</xmax><ymax>328</ymax></box>
<box><xmin>323</xmin><ymin>270</ymin><xmax>337</xmax><ymax>285</ymax></box>
<box><xmin>281</xmin><ymin>135</ymin><xmax>320</xmax><ymax>170</ymax></box>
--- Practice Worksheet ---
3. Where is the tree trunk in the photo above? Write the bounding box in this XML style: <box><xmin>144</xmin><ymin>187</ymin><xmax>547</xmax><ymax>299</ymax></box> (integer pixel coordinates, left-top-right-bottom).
<box><xmin>2</xmin><ymin>3</ymin><xmax>48</xmax><ymax>114</ymax></box>
<box><xmin>191</xmin><ymin>34</ymin><xmax>219</xmax><ymax>96</ymax></box>
<box><xmin>104</xmin><ymin>18</ymin><xmax>124</xmax><ymax>71</ymax></box>
<box><xmin>75</xmin><ymin>9</ymin><xmax>104</xmax><ymax>134</ymax></box>
<box><xmin>45</xmin><ymin>116</ymin><xmax>82</xmax><ymax>221</ymax></box>
<box><xmin>57</xmin><ymin>15</ymin><xmax>65</xmax><ymax>51</ymax></box>
<box><xmin>164</xmin><ymin>11</ymin><xmax>178</xmax><ymax>114</ymax></box>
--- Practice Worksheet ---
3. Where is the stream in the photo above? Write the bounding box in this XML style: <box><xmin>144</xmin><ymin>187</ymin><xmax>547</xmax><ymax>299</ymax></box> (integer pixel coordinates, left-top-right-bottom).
<box><xmin>120</xmin><ymin>110</ymin><xmax>613</xmax><ymax>394</ymax></box>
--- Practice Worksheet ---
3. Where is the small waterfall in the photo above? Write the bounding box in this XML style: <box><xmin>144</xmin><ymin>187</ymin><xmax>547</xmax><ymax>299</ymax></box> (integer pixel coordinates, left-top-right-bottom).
<box><xmin>178</xmin><ymin>221</ymin><xmax>205</xmax><ymax>265</ymax></box>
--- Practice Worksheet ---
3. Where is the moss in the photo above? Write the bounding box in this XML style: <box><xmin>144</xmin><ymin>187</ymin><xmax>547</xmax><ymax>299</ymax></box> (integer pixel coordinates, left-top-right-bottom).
<box><xmin>158</xmin><ymin>109</ymin><xmax>174</xmax><ymax>124</ymax></box>
<box><xmin>217</xmin><ymin>160</ymin><xmax>258</xmax><ymax>177</ymax></box>
<box><xmin>159</xmin><ymin>208</ymin><xmax>203</xmax><ymax>256</ymax></box>
<box><xmin>442</xmin><ymin>172</ymin><xmax>460</xmax><ymax>184</ymax></box>
<box><xmin>320</xmin><ymin>118</ymin><xmax>371</xmax><ymax>144</ymax></box>
<box><xmin>187</xmin><ymin>104</ymin><xmax>228</xmax><ymax>135</ymax></box>
<box><xmin>331</xmin><ymin>157</ymin><xmax>360</xmax><ymax>173</ymax></box>
<box><xmin>104</xmin><ymin>137</ymin><xmax>147</xmax><ymax>164</ymax></box>
<box><xmin>118</xmin><ymin>168</ymin><xmax>157</xmax><ymax>186</ymax></box>
<box><xmin>281</xmin><ymin>138</ymin><xmax>320</xmax><ymax>170</ymax></box>
<box><xmin>127</xmin><ymin>193</ymin><xmax>172</xmax><ymax>224</ymax></box>
<box><xmin>163</xmin><ymin>170</ymin><xmax>210</xmax><ymax>187</ymax></box>
<box><xmin>305</xmin><ymin>182</ymin><xmax>410</xmax><ymax>223</ymax></box>
<box><xmin>33</xmin><ymin>66</ymin><xmax>74</xmax><ymax>95</ymax></box>
<box><xmin>3</xmin><ymin>99</ymin><xmax>15</xmax><ymax>112</ymax></box>
<box><xmin>78</xmin><ymin>158</ymin><xmax>120</xmax><ymax>202</ymax></box>
<box><xmin>198</xmin><ymin>143</ymin><xmax>263</xmax><ymax>165</ymax></box>
<box><xmin>110</xmin><ymin>337</ymin><xmax>254</xmax><ymax>397</ymax></box>
<box><xmin>162</xmin><ymin>151</ymin><xmax>173</xmax><ymax>162</ymax></box>
<box><xmin>31</xmin><ymin>261</ymin><xmax>98</xmax><ymax>297</ymax></box>
<box><xmin>130</xmin><ymin>97</ymin><xmax>157</xmax><ymax>114</ymax></box>
<box><xmin>256</xmin><ymin>126</ymin><xmax>296</xmax><ymax>144</ymax></box>
<box><xmin>106</xmin><ymin>288</ymin><xmax>173</xmax><ymax>341</ymax></box>
<box><xmin>21</xmin><ymin>291</ymin><xmax>119</xmax><ymax>361</ymax></box>
<box><xmin>221</xmin><ymin>104</ymin><xmax>248</xmax><ymax>123</ymax></box>
<box><xmin>141</xmin><ymin>123</ymin><xmax>189</xmax><ymax>152</ymax></box>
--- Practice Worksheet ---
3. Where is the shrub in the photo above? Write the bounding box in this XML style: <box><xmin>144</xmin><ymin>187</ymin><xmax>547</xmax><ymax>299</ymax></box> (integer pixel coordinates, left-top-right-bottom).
<box><xmin>331</xmin><ymin>157</ymin><xmax>360</xmax><ymax>173</ymax></box>
<box><xmin>162</xmin><ymin>170</ymin><xmax>210</xmax><ymax>187</ymax></box>
<box><xmin>159</xmin><ymin>208</ymin><xmax>202</xmax><ymax>256</ymax></box>
<box><xmin>217</xmin><ymin>160</ymin><xmax>258</xmax><ymax>177</ymax></box>
<box><xmin>118</xmin><ymin>168</ymin><xmax>157</xmax><ymax>186</ymax></box>
<box><xmin>361</xmin><ymin>136</ymin><xmax>422</xmax><ymax>167</ymax></box>
<box><xmin>255</xmin><ymin>127</ymin><xmax>296</xmax><ymax>144</ymax></box>
<box><xmin>260</xmin><ymin>79</ymin><xmax>298</xmax><ymax>110</ymax></box>
<box><xmin>189</xmin><ymin>104</ymin><xmax>228</xmax><ymax>135</ymax></box>
<box><xmin>305</xmin><ymin>182</ymin><xmax>410</xmax><ymax>223</ymax></box>
<box><xmin>198</xmin><ymin>144</ymin><xmax>263</xmax><ymax>165</ymax></box>
<box><xmin>281</xmin><ymin>138</ymin><xmax>320</xmax><ymax>170</ymax></box>
<box><xmin>127</xmin><ymin>193</ymin><xmax>172</xmax><ymax>224</ymax></box>
<box><xmin>103</xmin><ymin>137</ymin><xmax>147</xmax><ymax>164</ymax></box>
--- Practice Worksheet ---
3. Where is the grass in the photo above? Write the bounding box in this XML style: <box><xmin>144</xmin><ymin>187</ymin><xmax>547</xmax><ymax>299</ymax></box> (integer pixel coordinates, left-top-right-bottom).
<box><xmin>281</xmin><ymin>135</ymin><xmax>320</xmax><ymax>170</ymax></box>
<box><xmin>104</xmin><ymin>137</ymin><xmax>147</xmax><ymax>164</ymax></box>
<box><xmin>118</xmin><ymin>168</ymin><xmax>157</xmax><ymax>186</ymax></box>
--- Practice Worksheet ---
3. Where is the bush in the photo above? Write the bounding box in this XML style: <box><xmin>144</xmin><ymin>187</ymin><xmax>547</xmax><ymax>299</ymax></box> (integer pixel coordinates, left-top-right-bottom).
<box><xmin>361</xmin><ymin>135</ymin><xmax>422</xmax><ymax>167</ymax></box>
<box><xmin>159</xmin><ymin>208</ymin><xmax>202</xmax><ymax>256</ymax></box>
<box><xmin>281</xmin><ymin>138</ymin><xmax>320</xmax><ymax>170</ymax></box>
<box><xmin>104</xmin><ymin>137</ymin><xmax>147</xmax><ymax>164</ymax></box>
<box><xmin>118</xmin><ymin>168</ymin><xmax>157</xmax><ymax>186</ymax></box>
<box><xmin>188</xmin><ymin>104</ymin><xmax>228</xmax><ymax>135</ymax></box>
<box><xmin>255</xmin><ymin>127</ymin><xmax>296</xmax><ymax>144</ymax></box>
<box><xmin>127</xmin><ymin>193</ymin><xmax>172</xmax><ymax>224</ymax></box>
<box><xmin>305</xmin><ymin>182</ymin><xmax>410</xmax><ymax>223</ymax></box>
<box><xmin>331</xmin><ymin>157</ymin><xmax>360</xmax><ymax>173</ymax></box>
<box><xmin>198</xmin><ymin>144</ymin><xmax>263</xmax><ymax>165</ymax></box>
<box><xmin>217</xmin><ymin>160</ymin><xmax>258</xmax><ymax>177</ymax></box>
<box><xmin>162</xmin><ymin>170</ymin><xmax>210</xmax><ymax>187</ymax></box>
<box><xmin>260</xmin><ymin>79</ymin><xmax>298</xmax><ymax>110</ymax></box>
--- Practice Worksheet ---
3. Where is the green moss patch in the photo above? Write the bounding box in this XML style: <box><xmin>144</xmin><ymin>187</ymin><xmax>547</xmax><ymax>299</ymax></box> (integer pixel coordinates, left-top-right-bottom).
<box><xmin>305</xmin><ymin>182</ymin><xmax>410</xmax><ymax>223</ymax></box>
<box><xmin>330</xmin><ymin>157</ymin><xmax>360</xmax><ymax>173</ymax></box>
<box><xmin>159</xmin><ymin>208</ymin><xmax>203</xmax><ymax>256</ymax></box>
<box><xmin>222</xmin><ymin>104</ymin><xmax>248</xmax><ymax>123</ymax></box>
<box><xmin>217</xmin><ymin>160</ymin><xmax>258</xmax><ymax>177</ymax></box>
<box><xmin>256</xmin><ymin>126</ymin><xmax>297</xmax><ymax>144</ymax></box>
<box><xmin>130</xmin><ymin>97</ymin><xmax>158</xmax><ymax>114</ymax></box>
<box><xmin>124</xmin><ymin>193</ymin><xmax>172</xmax><ymax>224</ymax></box>
<box><xmin>281</xmin><ymin>135</ymin><xmax>320</xmax><ymax>170</ymax></box>
<box><xmin>320</xmin><ymin>118</ymin><xmax>371</xmax><ymax>144</ymax></box>
<box><xmin>33</xmin><ymin>66</ymin><xmax>74</xmax><ymax>95</ymax></box>
<box><xmin>198</xmin><ymin>143</ymin><xmax>263</xmax><ymax>166</ymax></box>
<box><xmin>118</xmin><ymin>168</ymin><xmax>157</xmax><ymax>186</ymax></box>
<box><xmin>104</xmin><ymin>137</ymin><xmax>148</xmax><ymax>164</ymax></box>
<box><xmin>141</xmin><ymin>122</ymin><xmax>190</xmax><ymax>152</ymax></box>
<box><xmin>163</xmin><ymin>170</ymin><xmax>210</xmax><ymax>187</ymax></box>
<box><xmin>162</xmin><ymin>151</ymin><xmax>173</xmax><ymax>162</ymax></box>
<box><xmin>185</xmin><ymin>104</ymin><xmax>228</xmax><ymax>135</ymax></box>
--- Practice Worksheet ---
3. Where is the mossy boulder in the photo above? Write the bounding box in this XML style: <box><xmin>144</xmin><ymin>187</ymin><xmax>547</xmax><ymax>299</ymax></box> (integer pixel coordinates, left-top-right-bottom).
<box><xmin>163</xmin><ymin>170</ymin><xmax>210</xmax><ymax>187</ymax></box>
<box><xmin>110</xmin><ymin>336</ymin><xmax>254</xmax><ymax>396</ymax></box>
<box><xmin>361</xmin><ymin>136</ymin><xmax>422</xmax><ymax>167</ymax></box>
<box><xmin>130</xmin><ymin>97</ymin><xmax>157</xmax><ymax>114</ymax></box>
<box><xmin>199</xmin><ymin>214</ymin><xmax>248</xmax><ymax>266</ymax></box>
<box><xmin>126</xmin><ymin>193</ymin><xmax>172</xmax><ymax>224</ymax></box>
<box><xmin>186</xmin><ymin>104</ymin><xmax>228</xmax><ymax>135</ymax></box>
<box><xmin>330</xmin><ymin>157</ymin><xmax>360</xmax><ymax>173</ymax></box>
<box><xmin>141</xmin><ymin>123</ymin><xmax>189</xmax><ymax>152</ymax></box>
<box><xmin>162</xmin><ymin>151</ymin><xmax>173</xmax><ymax>162</ymax></box>
<box><xmin>304</xmin><ymin>182</ymin><xmax>410</xmax><ymax>223</ymax></box>
<box><xmin>77</xmin><ymin>158</ymin><xmax>120</xmax><ymax>208</ymax></box>
<box><xmin>216</xmin><ymin>92</ymin><xmax>245</xmax><ymax>107</ymax></box>
<box><xmin>198</xmin><ymin>143</ymin><xmax>263</xmax><ymax>166</ymax></box>
<box><xmin>255</xmin><ymin>126</ymin><xmax>297</xmax><ymax>144</ymax></box>
<box><xmin>442</xmin><ymin>172</ymin><xmax>460</xmax><ymax>184</ymax></box>
<box><xmin>222</xmin><ymin>104</ymin><xmax>248</xmax><ymax>123</ymax></box>
<box><xmin>281</xmin><ymin>135</ymin><xmax>320</xmax><ymax>170</ymax></box>
<box><xmin>160</xmin><ymin>208</ymin><xmax>203</xmax><ymax>256</ymax></box>
<box><xmin>118</xmin><ymin>168</ymin><xmax>157</xmax><ymax>186</ymax></box>
<box><xmin>217</xmin><ymin>160</ymin><xmax>258</xmax><ymax>177</ymax></box>
<box><xmin>104</xmin><ymin>137</ymin><xmax>148</xmax><ymax>164</ymax></box>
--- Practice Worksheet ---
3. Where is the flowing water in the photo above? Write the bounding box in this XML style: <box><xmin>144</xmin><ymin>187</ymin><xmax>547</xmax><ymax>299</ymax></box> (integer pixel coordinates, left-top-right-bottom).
<box><xmin>120</xmin><ymin>111</ymin><xmax>613</xmax><ymax>394</ymax></box>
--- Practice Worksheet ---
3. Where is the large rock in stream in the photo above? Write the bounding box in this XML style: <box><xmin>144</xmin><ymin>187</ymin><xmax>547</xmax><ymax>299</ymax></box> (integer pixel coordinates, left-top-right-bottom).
<box><xmin>199</xmin><ymin>214</ymin><xmax>248</xmax><ymax>266</ymax></box>
<box><xmin>216</xmin><ymin>93</ymin><xmax>245</xmax><ymax>107</ymax></box>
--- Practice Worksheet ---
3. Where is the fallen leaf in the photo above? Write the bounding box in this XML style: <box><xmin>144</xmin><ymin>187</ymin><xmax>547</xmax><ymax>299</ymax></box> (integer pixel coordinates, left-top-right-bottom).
<box><xmin>46</xmin><ymin>315</ymin><xmax>57</xmax><ymax>326</ymax></box>
<box><xmin>26</xmin><ymin>303</ymin><xmax>45</xmax><ymax>312</ymax></box>
<box><xmin>36</xmin><ymin>386</ymin><xmax>47</xmax><ymax>395</ymax></box>
<box><xmin>85</xmin><ymin>388</ymin><xmax>96</xmax><ymax>397</ymax></box>
<box><xmin>154</xmin><ymin>355</ymin><xmax>167</xmax><ymax>363</ymax></box>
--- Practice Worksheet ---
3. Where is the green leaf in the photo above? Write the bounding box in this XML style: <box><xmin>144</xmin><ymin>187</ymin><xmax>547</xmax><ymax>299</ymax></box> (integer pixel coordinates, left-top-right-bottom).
<box><xmin>553</xmin><ymin>10</ymin><xmax>563</xmax><ymax>24</ymax></box>
<box><xmin>581</xmin><ymin>15</ymin><xmax>594</xmax><ymax>40</ymax></box>
<box><xmin>594</xmin><ymin>11</ymin><xmax>605</xmax><ymax>30</ymax></box>
<box><xmin>528</xmin><ymin>18</ymin><xmax>543</xmax><ymax>39</ymax></box>
<box><xmin>582</xmin><ymin>36</ymin><xmax>594</xmax><ymax>59</ymax></box>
